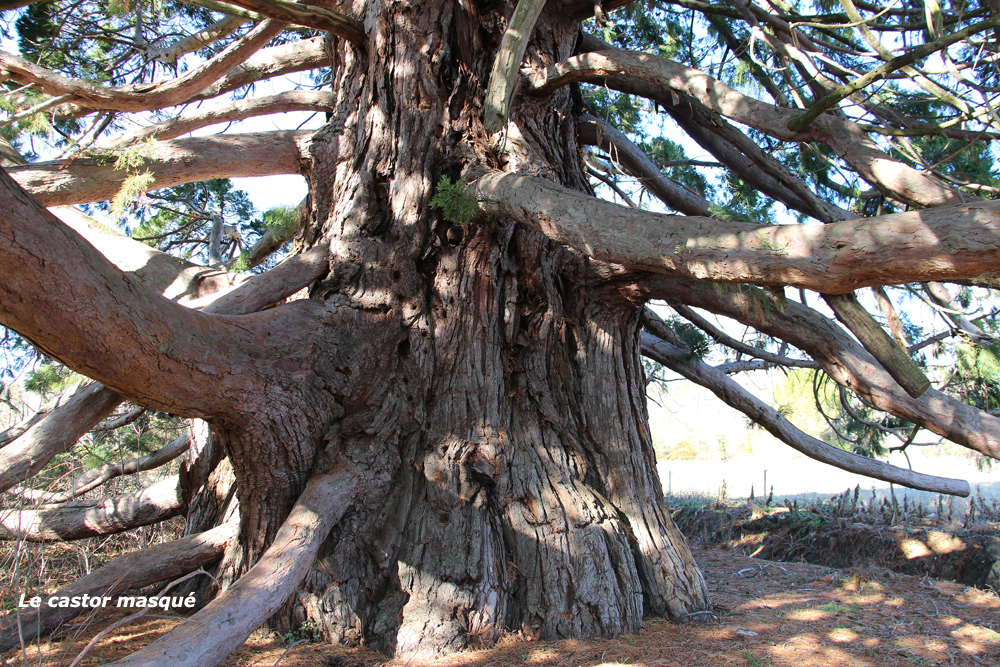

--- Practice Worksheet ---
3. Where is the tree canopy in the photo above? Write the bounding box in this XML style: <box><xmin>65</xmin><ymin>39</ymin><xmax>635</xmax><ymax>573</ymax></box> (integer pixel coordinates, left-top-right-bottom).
<box><xmin>2</xmin><ymin>0</ymin><xmax>1000</xmax><ymax>663</ymax></box>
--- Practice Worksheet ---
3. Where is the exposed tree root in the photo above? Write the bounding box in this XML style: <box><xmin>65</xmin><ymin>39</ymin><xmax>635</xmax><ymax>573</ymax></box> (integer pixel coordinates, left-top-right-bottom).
<box><xmin>105</xmin><ymin>468</ymin><xmax>355</xmax><ymax>666</ymax></box>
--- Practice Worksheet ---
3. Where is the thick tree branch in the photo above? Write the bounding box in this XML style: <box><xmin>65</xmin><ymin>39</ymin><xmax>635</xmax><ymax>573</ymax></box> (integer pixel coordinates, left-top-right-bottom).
<box><xmin>541</xmin><ymin>38</ymin><xmax>966</xmax><ymax>207</ymax></box>
<box><xmin>190</xmin><ymin>244</ymin><xmax>329</xmax><ymax>314</ymax></box>
<box><xmin>107</xmin><ymin>469</ymin><xmax>355</xmax><ymax>667</ymax></box>
<box><xmin>473</xmin><ymin>172</ymin><xmax>1000</xmax><ymax>293</ymax></box>
<box><xmin>0</xmin><ymin>164</ymin><xmax>335</xmax><ymax>417</ymax></box>
<box><xmin>0</xmin><ymin>212</ymin><xmax>326</xmax><ymax>492</ymax></box>
<box><xmin>0</xmin><ymin>521</ymin><xmax>236</xmax><ymax>652</ymax></box>
<box><xmin>0</xmin><ymin>383</ymin><xmax>122</xmax><ymax>494</ymax></box>
<box><xmin>653</xmin><ymin>95</ymin><xmax>854</xmax><ymax>222</ymax></box>
<box><xmin>0</xmin><ymin>20</ymin><xmax>286</xmax><ymax>113</ymax></box>
<box><xmin>9</xmin><ymin>130</ymin><xmax>311</xmax><ymax>207</ymax></box>
<box><xmin>639</xmin><ymin>275</ymin><xmax>1000</xmax><ymax>460</ymax></box>
<box><xmin>577</xmin><ymin>113</ymin><xmax>712</xmax><ymax>216</ymax></box>
<box><xmin>640</xmin><ymin>332</ymin><xmax>969</xmax><ymax>495</ymax></box>
<box><xmin>483</xmin><ymin>0</ymin><xmax>548</xmax><ymax>133</ymax></box>
<box><xmin>0</xmin><ymin>475</ymin><xmax>184</xmax><ymax>541</ymax></box>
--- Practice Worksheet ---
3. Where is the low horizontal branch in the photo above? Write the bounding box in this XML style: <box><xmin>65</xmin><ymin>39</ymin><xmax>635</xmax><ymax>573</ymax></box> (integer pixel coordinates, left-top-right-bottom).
<box><xmin>473</xmin><ymin>172</ymin><xmax>1000</xmax><ymax>293</ymax></box>
<box><xmin>0</xmin><ymin>475</ymin><xmax>184</xmax><ymax>541</ymax></box>
<box><xmin>9</xmin><ymin>130</ymin><xmax>311</xmax><ymax>207</ymax></box>
<box><xmin>0</xmin><ymin>521</ymin><xmax>236</xmax><ymax>652</ymax></box>
<box><xmin>640</xmin><ymin>332</ymin><xmax>969</xmax><ymax>496</ymax></box>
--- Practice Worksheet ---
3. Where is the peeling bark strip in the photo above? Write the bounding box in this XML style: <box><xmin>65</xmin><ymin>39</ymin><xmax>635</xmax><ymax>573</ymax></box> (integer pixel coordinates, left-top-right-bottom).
<box><xmin>0</xmin><ymin>382</ymin><xmax>121</xmax><ymax>494</ymax></box>
<box><xmin>640</xmin><ymin>333</ymin><xmax>969</xmax><ymax>496</ymax></box>
<box><xmin>107</xmin><ymin>470</ymin><xmax>354</xmax><ymax>667</ymax></box>
<box><xmin>474</xmin><ymin>173</ymin><xmax>1000</xmax><ymax>293</ymax></box>
<box><xmin>0</xmin><ymin>475</ymin><xmax>183</xmax><ymax>541</ymax></box>
<box><xmin>0</xmin><ymin>521</ymin><xmax>236</xmax><ymax>652</ymax></box>
<box><xmin>9</xmin><ymin>131</ymin><xmax>311</xmax><ymax>207</ymax></box>
<box><xmin>639</xmin><ymin>276</ymin><xmax>1000</xmax><ymax>460</ymax></box>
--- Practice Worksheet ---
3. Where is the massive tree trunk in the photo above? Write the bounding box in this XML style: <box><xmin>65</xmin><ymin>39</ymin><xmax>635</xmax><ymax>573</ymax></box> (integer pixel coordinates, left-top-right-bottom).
<box><xmin>8</xmin><ymin>0</ymin><xmax>1000</xmax><ymax>662</ymax></box>
<box><xmin>191</xmin><ymin>0</ymin><xmax>708</xmax><ymax>658</ymax></box>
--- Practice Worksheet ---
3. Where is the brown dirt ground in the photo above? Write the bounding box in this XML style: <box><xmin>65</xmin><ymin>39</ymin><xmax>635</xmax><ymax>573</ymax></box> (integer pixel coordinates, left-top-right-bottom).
<box><xmin>6</xmin><ymin>546</ymin><xmax>999</xmax><ymax>667</ymax></box>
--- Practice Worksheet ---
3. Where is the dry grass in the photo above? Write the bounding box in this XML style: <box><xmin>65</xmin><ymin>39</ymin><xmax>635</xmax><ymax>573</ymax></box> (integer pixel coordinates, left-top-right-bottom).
<box><xmin>5</xmin><ymin>546</ymin><xmax>998</xmax><ymax>667</ymax></box>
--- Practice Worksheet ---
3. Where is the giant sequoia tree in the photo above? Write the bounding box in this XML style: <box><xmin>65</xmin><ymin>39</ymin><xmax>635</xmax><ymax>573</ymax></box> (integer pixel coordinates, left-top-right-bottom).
<box><xmin>2</xmin><ymin>0</ymin><xmax>1000</xmax><ymax>662</ymax></box>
